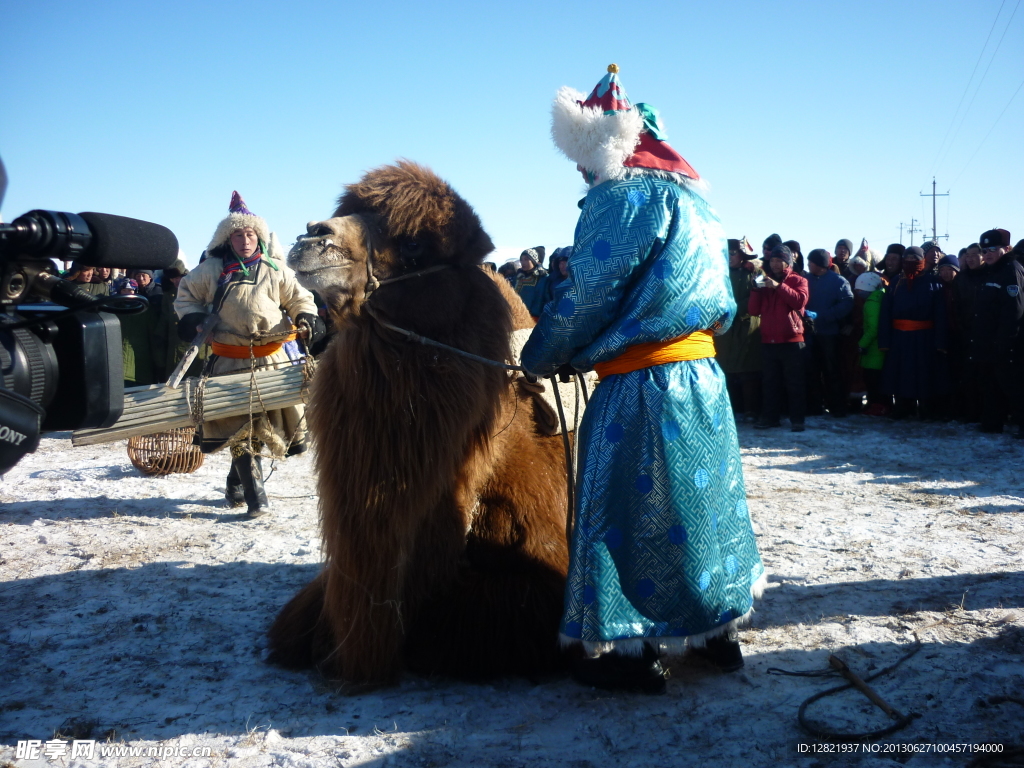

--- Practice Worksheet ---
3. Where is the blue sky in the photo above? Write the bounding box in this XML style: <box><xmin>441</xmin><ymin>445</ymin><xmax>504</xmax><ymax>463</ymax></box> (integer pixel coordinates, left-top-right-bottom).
<box><xmin>2</xmin><ymin>0</ymin><xmax>1021</xmax><ymax>267</ymax></box>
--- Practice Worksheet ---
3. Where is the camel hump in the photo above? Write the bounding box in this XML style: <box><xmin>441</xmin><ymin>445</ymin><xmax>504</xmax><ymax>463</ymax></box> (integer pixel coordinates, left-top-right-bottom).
<box><xmin>490</xmin><ymin>269</ymin><xmax>534</xmax><ymax>331</ymax></box>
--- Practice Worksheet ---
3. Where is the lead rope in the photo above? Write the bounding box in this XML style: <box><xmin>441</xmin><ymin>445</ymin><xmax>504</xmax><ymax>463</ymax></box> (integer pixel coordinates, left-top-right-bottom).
<box><xmin>551</xmin><ymin>377</ymin><xmax>574</xmax><ymax>545</ymax></box>
<box><xmin>362</xmin><ymin>299</ymin><xmax>587</xmax><ymax>548</ymax></box>
<box><xmin>767</xmin><ymin>634</ymin><xmax>923</xmax><ymax>742</ymax></box>
<box><xmin>551</xmin><ymin>369</ymin><xmax>591</xmax><ymax>548</ymax></box>
<box><xmin>362</xmin><ymin>303</ymin><xmax>530</xmax><ymax>373</ymax></box>
<box><xmin>360</xmin><ymin>268</ymin><xmax>587</xmax><ymax>548</ymax></box>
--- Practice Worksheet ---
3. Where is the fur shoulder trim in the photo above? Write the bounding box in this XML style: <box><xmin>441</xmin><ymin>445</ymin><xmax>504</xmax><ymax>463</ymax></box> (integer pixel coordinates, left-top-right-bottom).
<box><xmin>620</xmin><ymin>167</ymin><xmax>710</xmax><ymax>193</ymax></box>
<box><xmin>206</xmin><ymin>212</ymin><xmax>271</xmax><ymax>253</ymax></box>
<box><xmin>551</xmin><ymin>86</ymin><xmax>644</xmax><ymax>182</ymax></box>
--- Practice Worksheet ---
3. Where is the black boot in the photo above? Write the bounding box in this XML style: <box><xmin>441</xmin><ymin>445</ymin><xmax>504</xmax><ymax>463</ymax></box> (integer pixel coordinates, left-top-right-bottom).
<box><xmin>569</xmin><ymin>643</ymin><xmax>666</xmax><ymax>694</ymax></box>
<box><xmin>225</xmin><ymin>462</ymin><xmax>245</xmax><ymax>508</ymax></box>
<box><xmin>690</xmin><ymin>633</ymin><xmax>744</xmax><ymax>672</ymax></box>
<box><xmin>232</xmin><ymin>453</ymin><xmax>269</xmax><ymax>518</ymax></box>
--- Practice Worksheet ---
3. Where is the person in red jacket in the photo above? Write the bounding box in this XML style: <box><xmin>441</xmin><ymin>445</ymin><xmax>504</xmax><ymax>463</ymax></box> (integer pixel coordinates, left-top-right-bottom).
<box><xmin>749</xmin><ymin>244</ymin><xmax>810</xmax><ymax>432</ymax></box>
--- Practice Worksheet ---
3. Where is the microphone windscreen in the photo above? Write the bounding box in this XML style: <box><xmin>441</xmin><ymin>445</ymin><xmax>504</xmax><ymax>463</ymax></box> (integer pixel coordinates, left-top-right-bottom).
<box><xmin>77</xmin><ymin>212</ymin><xmax>179</xmax><ymax>269</ymax></box>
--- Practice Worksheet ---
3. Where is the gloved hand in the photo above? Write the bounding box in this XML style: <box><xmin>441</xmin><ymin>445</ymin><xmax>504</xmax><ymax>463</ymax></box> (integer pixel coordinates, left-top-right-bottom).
<box><xmin>555</xmin><ymin>363</ymin><xmax>577</xmax><ymax>383</ymax></box>
<box><xmin>742</xmin><ymin>261</ymin><xmax>756</xmax><ymax>273</ymax></box>
<box><xmin>177</xmin><ymin>312</ymin><xmax>208</xmax><ymax>342</ymax></box>
<box><xmin>296</xmin><ymin>313</ymin><xmax>327</xmax><ymax>347</ymax></box>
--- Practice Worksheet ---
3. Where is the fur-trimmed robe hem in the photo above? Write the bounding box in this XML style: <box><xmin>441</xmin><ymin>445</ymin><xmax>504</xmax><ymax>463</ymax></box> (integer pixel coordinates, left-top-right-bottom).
<box><xmin>559</xmin><ymin>570</ymin><xmax>768</xmax><ymax>658</ymax></box>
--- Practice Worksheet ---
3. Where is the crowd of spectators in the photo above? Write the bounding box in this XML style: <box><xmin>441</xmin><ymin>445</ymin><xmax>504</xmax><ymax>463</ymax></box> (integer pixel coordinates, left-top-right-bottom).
<box><xmin>61</xmin><ymin>261</ymin><xmax>199</xmax><ymax>389</ymax></box>
<box><xmin>493</xmin><ymin>229</ymin><xmax>1024</xmax><ymax>438</ymax></box>
<box><xmin>717</xmin><ymin>229</ymin><xmax>1024</xmax><ymax>436</ymax></box>
<box><xmin>494</xmin><ymin>246</ymin><xmax>573</xmax><ymax>321</ymax></box>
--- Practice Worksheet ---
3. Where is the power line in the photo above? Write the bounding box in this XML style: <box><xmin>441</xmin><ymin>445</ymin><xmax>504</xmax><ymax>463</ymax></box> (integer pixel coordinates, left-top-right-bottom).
<box><xmin>952</xmin><ymin>75</ymin><xmax>1024</xmax><ymax>186</ymax></box>
<box><xmin>934</xmin><ymin>0</ymin><xmax>1021</xmax><ymax>175</ymax></box>
<box><xmin>928</xmin><ymin>0</ymin><xmax>1007</xmax><ymax>177</ymax></box>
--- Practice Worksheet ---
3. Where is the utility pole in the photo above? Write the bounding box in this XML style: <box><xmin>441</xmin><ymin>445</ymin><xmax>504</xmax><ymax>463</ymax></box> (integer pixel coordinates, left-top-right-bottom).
<box><xmin>899</xmin><ymin>222</ymin><xmax>905</xmax><ymax>244</ymax></box>
<box><xmin>908</xmin><ymin>219</ymin><xmax>921</xmax><ymax>246</ymax></box>
<box><xmin>920</xmin><ymin>177</ymin><xmax>949</xmax><ymax>245</ymax></box>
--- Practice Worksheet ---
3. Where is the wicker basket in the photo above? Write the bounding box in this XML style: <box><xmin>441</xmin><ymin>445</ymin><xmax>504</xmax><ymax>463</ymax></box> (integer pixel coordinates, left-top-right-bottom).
<box><xmin>127</xmin><ymin>427</ymin><xmax>204</xmax><ymax>476</ymax></box>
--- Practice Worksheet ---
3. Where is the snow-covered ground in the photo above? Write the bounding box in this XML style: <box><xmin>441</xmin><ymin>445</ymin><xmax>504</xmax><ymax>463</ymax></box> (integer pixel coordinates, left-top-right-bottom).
<box><xmin>2</xmin><ymin>416</ymin><xmax>1022</xmax><ymax>768</ymax></box>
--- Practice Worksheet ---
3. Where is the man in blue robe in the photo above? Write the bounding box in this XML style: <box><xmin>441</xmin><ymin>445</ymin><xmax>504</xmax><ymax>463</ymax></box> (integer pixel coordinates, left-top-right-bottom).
<box><xmin>522</xmin><ymin>65</ymin><xmax>765</xmax><ymax>694</ymax></box>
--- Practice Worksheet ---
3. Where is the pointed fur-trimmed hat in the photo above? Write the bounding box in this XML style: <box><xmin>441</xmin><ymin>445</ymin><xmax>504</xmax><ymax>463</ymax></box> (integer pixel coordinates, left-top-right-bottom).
<box><xmin>551</xmin><ymin>64</ymin><xmax>700</xmax><ymax>184</ymax></box>
<box><xmin>207</xmin><ymin>190</ymin><xmax>271</xmax><ymax>252</ymax></box>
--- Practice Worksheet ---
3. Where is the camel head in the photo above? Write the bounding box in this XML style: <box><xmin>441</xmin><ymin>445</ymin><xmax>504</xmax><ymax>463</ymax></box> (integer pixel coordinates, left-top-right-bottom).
<box><xmin>288</xmin><ymin>161</ymin><xmax>494</xmax><ymax>322</ymax></box>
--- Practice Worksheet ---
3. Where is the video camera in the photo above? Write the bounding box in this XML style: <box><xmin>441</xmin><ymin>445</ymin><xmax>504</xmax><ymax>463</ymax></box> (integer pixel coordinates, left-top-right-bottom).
<box><xmin>0</xmin><ymin>157</ymin><xmax>179</xmax><ymax>473</ymax></box>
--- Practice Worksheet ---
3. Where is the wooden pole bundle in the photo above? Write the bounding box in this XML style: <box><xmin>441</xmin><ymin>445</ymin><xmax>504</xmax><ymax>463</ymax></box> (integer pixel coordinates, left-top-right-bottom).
<box><xmin>71</xmin><ymin>364</ymin><xmax>310</xmax><ymax>447</ymax></box>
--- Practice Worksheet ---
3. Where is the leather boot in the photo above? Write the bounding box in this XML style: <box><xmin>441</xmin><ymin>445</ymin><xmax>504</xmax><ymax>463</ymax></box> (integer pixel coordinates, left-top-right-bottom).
<box><xmin>569</xmin><ymin>643</ymin><xmax>666</xmax><ymax>694</ymax></box>
<box><xmin>690</xmin><ymin>633</ymin><xmax>744</xmax><ymax>672</ymax></box>
<box><xmin>232</xmin><ymin>453</ymin><xmax>270</xmax><ymax>518</ymax></box>
<box><xmin>225</xmin><ymin>462</ymin><xmax>245</xmax><ymax>508</ymax></box>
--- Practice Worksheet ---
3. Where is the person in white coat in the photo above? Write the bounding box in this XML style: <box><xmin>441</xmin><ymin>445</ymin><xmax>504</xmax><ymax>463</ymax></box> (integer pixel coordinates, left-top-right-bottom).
<box><xmin>175</xmin><ymin>191</ymin><xmax>324</xmax><ymax>517</ymax></box>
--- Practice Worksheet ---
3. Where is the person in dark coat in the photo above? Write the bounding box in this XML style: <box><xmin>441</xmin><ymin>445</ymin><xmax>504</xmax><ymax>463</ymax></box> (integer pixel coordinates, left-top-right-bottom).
<box><xmin>115</xmin><ymin>278</ymin><xmax>158</xmax><ymax>388</ymax></box>
<box><xmin>937</xmin><ymin>254</ymin><xmax>959</xmax><ymax>285</ymax></box>
<box><xmin>151</xmin><ymin>259</ymin><xmax>207</xmax><ymax>382</ymax></box>
<box><xmin>783</xmin><ymin>239</ymin><xmax>805</xmax><ymax>275</ymax></box>
<box><xmin>761</xmin><ymin>233</ymin><xmax>782</xmax><ymax>262</ymax></box>
<box><xmin>133</xmin><ymin>269</ymin><xmax>163</xmax><ymax>300</ymax></box>
<box><xmin>878</xmin><ymin>246</ymin><xmax>948</xmax><ymax>419</ymax></box>
<box><xmin>91</xmin><ymin>267</ymin><xmax>114</xmax><ymax>295</ymax></box>
<box><xmin>935</xmin><ymin>254</ymin><xmax>962</xmax><ymax>419</ymax></box>
<box><xmin>1012</xmin><ymin>239</ymin><xmax>1024</xmax><ymax>268</ymax></box>
<box><xmin>805</xmin><ymin>249</ymin><xmax>854</xmax><ymax>417</ymax></box>
<box><xmin>65</xmin><ymin>264</ymin><xmax>110</xmax><ymax>297</ymax></box>
<box><xmin>880</xmin><ymin>244</ymin><xmax>905</xmax><ymax>288</ymax></box>
<box><xmin>955</xmin><ymin>244</ymin><xmax>986</xmax><ymax>422</ymax></box>
<box><xmin>498</xmin><ymin>260</ymin><xmax>518</xmax><ymax>286</ymax></box>
<box><xmin>540</xmin><ymin>247</ymin><xmax>572</xmax><ymax>305</ymax></box>
<box><xmin>834</xmin><ymin>238</ymin><xmax>854</xmax><ymax>280</ymax></box>
<box><xmin>717</xmin><ymin>237</ymin><xmax>763</xmax><ymax>420</ymax></box>
<box><xmin>514</xmin><ymin>247</ymin><xmax>549</xmax><ymax>320</ymax></box>
<box><xmin>966</xmin><ymin>229</ymin><xmax>1024</xmax><ymax>435</ymax></box>
<box><xmin>749</xmin><ymin>244</ymin><xmax>809</xmax><ymax>432</ymax></box>
<box><xmin>922</xmin><ymin>242</ymin><xmax>943</xmax><ymax>277</ymax></box>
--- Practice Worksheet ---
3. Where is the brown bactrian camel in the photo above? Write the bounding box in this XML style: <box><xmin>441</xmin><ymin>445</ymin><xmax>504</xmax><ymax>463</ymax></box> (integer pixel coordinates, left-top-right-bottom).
<box><xmin>268</xmin><ymin>161</ymin><xmax>570</xmax><ymax>684</ymax></box>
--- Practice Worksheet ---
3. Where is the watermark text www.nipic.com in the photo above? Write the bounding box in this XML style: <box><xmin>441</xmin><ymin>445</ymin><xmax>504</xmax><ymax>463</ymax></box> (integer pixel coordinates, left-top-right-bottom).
<box><xmin>16</xmin><ymin>740</ymin><xmax>213</xmax><ymax>760</ymax></box>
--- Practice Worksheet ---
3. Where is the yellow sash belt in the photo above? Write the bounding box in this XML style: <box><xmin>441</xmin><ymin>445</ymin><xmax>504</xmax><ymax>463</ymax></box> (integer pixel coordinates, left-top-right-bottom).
<box><xmin>211</xmin><ymin>332</ymin><xmax>297</xmax><ymax>359</ymax></box>
<box><xmin>593</xmin><ymin>330</ymin><xmax>716</xmax><ymax>380</ymax></box>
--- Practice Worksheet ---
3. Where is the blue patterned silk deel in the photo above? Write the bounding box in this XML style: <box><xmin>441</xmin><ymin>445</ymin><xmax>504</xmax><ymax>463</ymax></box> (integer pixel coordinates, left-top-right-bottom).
<box><xmin>521</xmin><ymin>175</ymin><xmax>765</xmax><ymax>648</ymax></box>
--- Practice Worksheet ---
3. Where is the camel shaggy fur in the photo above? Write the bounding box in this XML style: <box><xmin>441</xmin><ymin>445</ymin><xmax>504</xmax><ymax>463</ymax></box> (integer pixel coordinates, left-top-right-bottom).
<box><xmin>268</xmin><ymin>161</ymin><xmax>569</xmax><ymax>684</ymax></box>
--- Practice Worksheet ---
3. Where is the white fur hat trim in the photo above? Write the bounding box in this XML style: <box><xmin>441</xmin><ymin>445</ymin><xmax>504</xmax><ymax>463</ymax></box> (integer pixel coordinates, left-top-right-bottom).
<box><xmin>207</xmin><ymin>212</ymin><xmax>271</xmax><ymax>253</ymax></box>
<box><xmin>551</xmin><ymin>86</ymin><xmax>645</xmax><ymax>182</ymax></box>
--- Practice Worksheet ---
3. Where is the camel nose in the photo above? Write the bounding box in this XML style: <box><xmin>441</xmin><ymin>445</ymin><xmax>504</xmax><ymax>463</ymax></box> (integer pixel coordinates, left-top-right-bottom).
<box><xmin>306</xmin><ymin>220</ymin><xmax>343</xmax><ymax>238</ymax></box>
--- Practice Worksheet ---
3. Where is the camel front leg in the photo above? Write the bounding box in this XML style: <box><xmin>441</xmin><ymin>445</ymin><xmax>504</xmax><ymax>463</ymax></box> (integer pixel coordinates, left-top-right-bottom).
<box><xmin>317</xmin><ymin>511</ymin><xmax>418</xmax><ymax>685</ymax></box>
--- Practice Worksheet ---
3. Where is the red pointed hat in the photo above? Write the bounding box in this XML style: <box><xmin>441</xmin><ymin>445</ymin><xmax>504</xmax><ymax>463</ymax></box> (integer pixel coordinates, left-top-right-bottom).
<box><xmin>624</xmin><ymin>94</ymin><xmax>700</xmax><ymax>180</ymax></box>
<box><xmin>580</xmin><ymin>64</ymin><xmax>633</xmax><ymax>114</ymax></box>
<box><xmin>553</xmin><ymin>64</ymin><xmax>699</xmax><ymax>182</ymax></box>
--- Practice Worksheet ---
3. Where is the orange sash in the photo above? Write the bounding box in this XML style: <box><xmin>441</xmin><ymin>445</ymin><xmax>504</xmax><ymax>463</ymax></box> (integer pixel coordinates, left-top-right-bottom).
<box><xmin>211</xmin><ymin>332</ymin><xmax>297</xmax><ymax>359</ymax></box>
<box><xmin>593</xmin><ymin>330</ymin><xmax>715</xmax><ymax>380</ymax></box>
<box><xmin>892</xmin><ymin>319</ymin><xmax>934</xmax><ymax>331</ymax></box>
